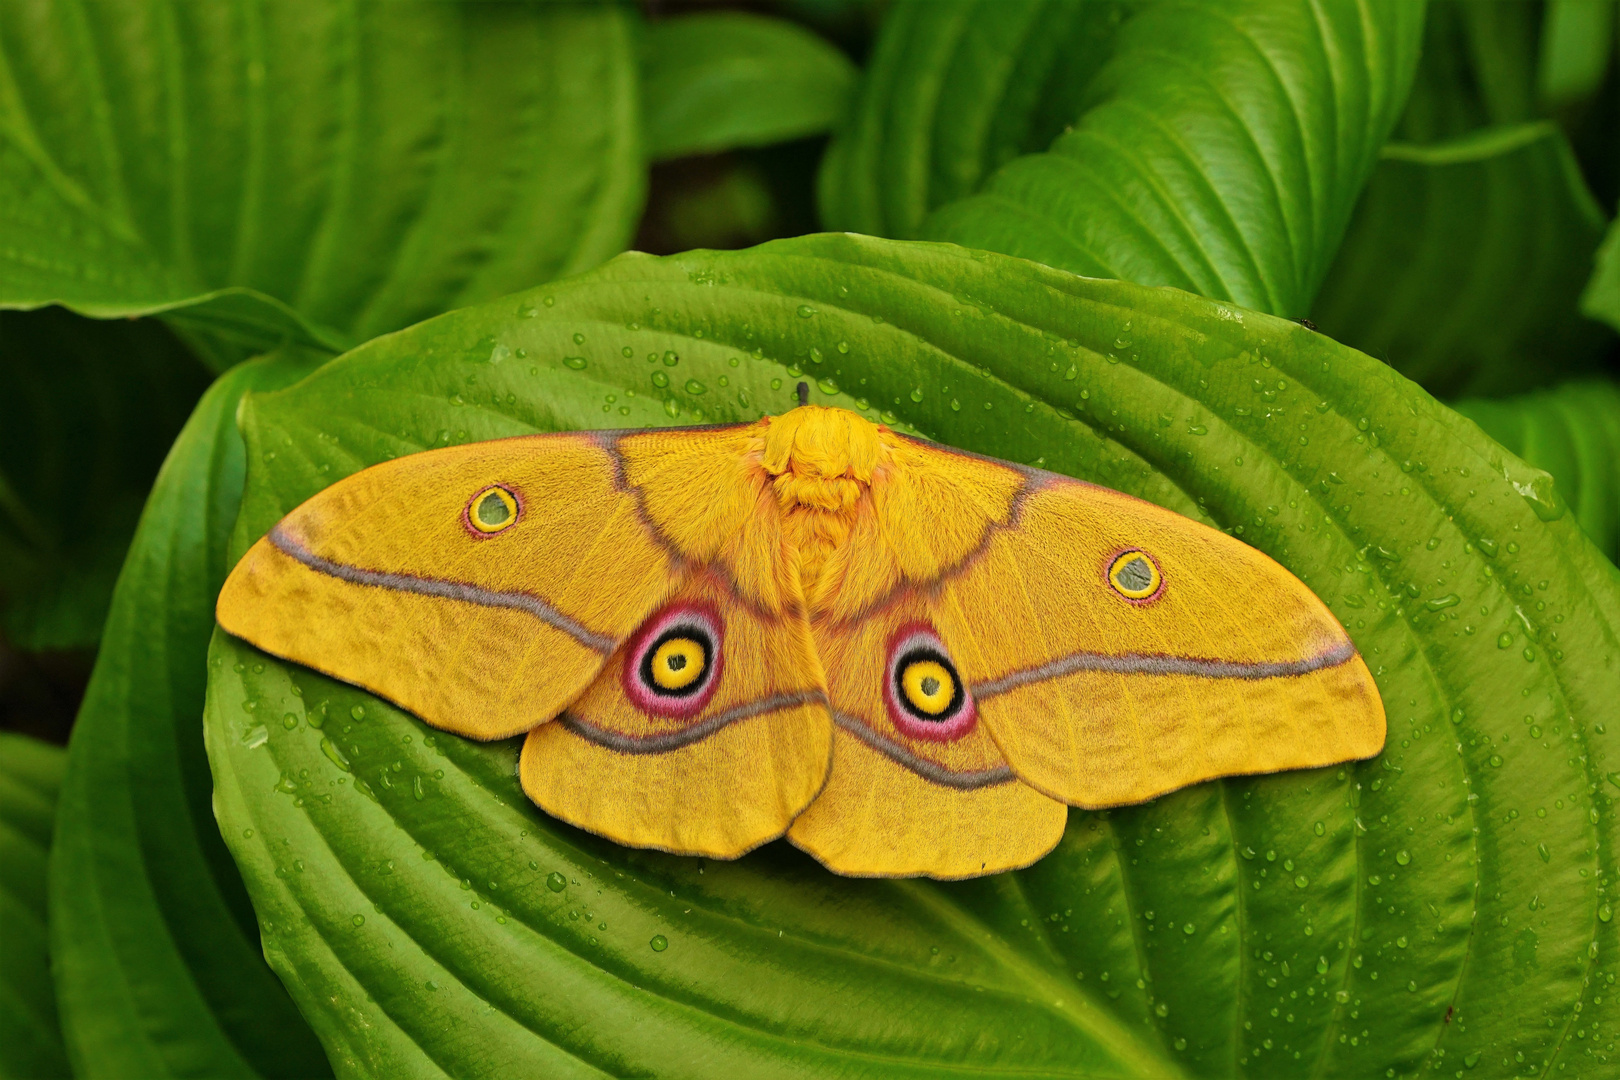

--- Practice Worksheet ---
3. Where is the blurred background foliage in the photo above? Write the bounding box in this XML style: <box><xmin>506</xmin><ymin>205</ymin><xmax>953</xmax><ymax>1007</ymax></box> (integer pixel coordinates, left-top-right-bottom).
<box><xmin>2</xmin><ymin>1</ymin><xmax>1619</xmax><ymax>1077</ymax></box>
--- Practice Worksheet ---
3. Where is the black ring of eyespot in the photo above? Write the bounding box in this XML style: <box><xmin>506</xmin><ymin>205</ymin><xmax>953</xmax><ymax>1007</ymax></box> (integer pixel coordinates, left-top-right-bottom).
<box><xmin>892</xmin><ymin>644</ymin><xmax>966</xmax><ymax>723</ymax></box>
<box><xmin>637</xmin><ymin>624</ymin><xmax>715</xmax><ymax>699</ymax></box>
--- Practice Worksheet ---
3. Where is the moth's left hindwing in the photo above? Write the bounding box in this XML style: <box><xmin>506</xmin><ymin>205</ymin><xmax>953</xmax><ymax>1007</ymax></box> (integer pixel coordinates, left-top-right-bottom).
<box><xmin>217</xmin><ymin>432</ymin><xmax>682</xmax><ymax>740</ymax></box>
<box><xmin>522</xmin><ymin>569</ymin><xmax>833</xmax><ymax>858</ymax></box>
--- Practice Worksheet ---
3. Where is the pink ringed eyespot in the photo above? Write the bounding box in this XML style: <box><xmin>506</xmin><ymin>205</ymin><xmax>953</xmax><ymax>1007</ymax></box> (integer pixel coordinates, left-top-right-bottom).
<box><xmin>621</xmin><ymin>604</ymin><xmax>724</xmax><ymax>719</ymax></box>
<box><xmin>883</xmin><ymin>625</ymin><xmax>976</xmax><ymax>742</ymax></box>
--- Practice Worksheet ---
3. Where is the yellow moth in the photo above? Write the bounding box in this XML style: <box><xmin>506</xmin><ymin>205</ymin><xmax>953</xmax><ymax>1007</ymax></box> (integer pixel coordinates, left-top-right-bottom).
<box><xmin>217</xmin><ymin>394</ymin><xmax>1384</xmax><ymax>879</ymax></box>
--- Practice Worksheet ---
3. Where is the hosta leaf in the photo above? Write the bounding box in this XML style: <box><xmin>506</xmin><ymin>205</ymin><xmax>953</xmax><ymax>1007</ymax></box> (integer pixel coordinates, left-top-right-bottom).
<box><xmin>0</xmin><ymin>0</ymin><xmax>641</xmax><ymax>363</ymax></box>
<box><xmin>1311</xmin><ymin>123</ymin><xmax>1611</xmax><ymax>398</ymax></box>
<box><xmin>0</xmin><ymin>733</ymin><xmax>69</xmax><ymax>1080</ymax></box>
<box><xmin>0</xmin><ymin>308</ymin><xmax>211</xmax><ymax>649</ymax></box>
<box><xmin>1454</xmin><ymin>378</ymin><xmax>1620</xmax><ymax>564</ymax></box>
<box><xmin>640</xmin><ymin>12</ymin><xmax>857</xmax><ymax>162</ymax></box>
<box><xmin>1537</xmin><ymin>0</ymin><xmax>1616</xmax><ymax>111</ymax></box>
<box><xmin>1395</xmin><ymin>0</ymin><xmax>1542</xmax><ymax>142</ymax></box>
<box><xmin>816</xmin><ymin>0</ymin><xmax>1138</xmax><ymax>238</ymax></box>
<box><xmin>914</xmin><ymin>0</ymin><xmax>1423</xmax><ymax>318</ymax></box>
<box><xmin>51</xmin><ymin>349</ymin><xmax>331</xmax><ymax>1080</ymax></box>
<box><xmin>207</xmin><ymin>235</ymin><xmax>1620</xmax><ymax>1078</ymax></box>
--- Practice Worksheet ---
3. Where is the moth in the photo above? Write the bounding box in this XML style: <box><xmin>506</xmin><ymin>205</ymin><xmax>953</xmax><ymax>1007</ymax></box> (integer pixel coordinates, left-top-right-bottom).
<box><xmin>217</xmin><ymin>389</ymin><xmax>1385</xmax><ymax>879</ymax></box>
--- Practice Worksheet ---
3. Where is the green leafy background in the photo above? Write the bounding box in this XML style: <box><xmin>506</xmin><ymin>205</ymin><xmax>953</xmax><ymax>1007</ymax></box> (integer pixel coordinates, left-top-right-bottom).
<box><xmin>4</xmin><ymin>0</ymin><xmax>1620</xmax><ymax>1078</ymax></box>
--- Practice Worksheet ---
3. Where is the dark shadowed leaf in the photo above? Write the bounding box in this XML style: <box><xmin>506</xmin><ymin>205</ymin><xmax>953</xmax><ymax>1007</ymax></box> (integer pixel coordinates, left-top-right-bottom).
<box><xmin>0</xmin><ymin>733</ymin><xmax>69</xmax><ymax>1080</ymax></box>
<box><xmin>0</xmin><ymin>1</ymin><xmax>642</xmax><ymax>365</ymax></box>
<box><xmin>816</xmin><ymin>0</ymin><xmax>1138</xmax><ymax>238</ymax></box>
<box><xmin>641</xmin><ymin>12</ymin><xmax>857</xmax><ymax>162</ymax></box>
<box><xmin>0</xmin><ymin>309</ymin><xmax>212</xmax><ymax>649</ymax></box>
<box><xmin>207</xmin><ymin>235</ymin><xmax>1619</xmax><ymax>1078</ymax></box>
<box><xmin>50</xmin><ymin>349</ymin><xmax>332</xmax><ymax>1080</ymax></box>
<box><xmin>1312</xmin><ymin>123</ymin><xmax>1611</xmax><ymax>397</ymax></box>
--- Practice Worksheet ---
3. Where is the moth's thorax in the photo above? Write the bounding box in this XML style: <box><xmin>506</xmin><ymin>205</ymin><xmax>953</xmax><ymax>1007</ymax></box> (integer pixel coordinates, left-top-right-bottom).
<box><xmin>757</xmin><ymin>406</ymin><xmax>892</xmax><ymax>605</ymax></box>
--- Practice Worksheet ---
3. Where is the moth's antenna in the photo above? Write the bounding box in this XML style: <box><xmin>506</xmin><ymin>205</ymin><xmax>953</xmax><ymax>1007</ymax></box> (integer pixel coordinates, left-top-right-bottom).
<box><xmin>796</xmin><ymin>381</ymin><xmax>810</xmax><ymax>408</ymax></box>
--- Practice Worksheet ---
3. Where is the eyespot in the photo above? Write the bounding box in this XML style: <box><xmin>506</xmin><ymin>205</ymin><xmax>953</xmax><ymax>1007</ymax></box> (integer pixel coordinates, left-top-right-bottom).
<box><xmin>884</xmin><ymin>625</ymin><xmax>976</xmax><ymax>742</ymax></box>
<box><xmin>1108</xmin><ymin>549</ymin><xmax>1162</xmax><ymax>600</ymax></box>
<box><xmin>466</xmin><ymin>485</ymin><xmax>520</xmax><ymax>535</ymax></box>
<box><xmin>622</xmin><ymin>604</ymin><xmax>723</xmax><ymax>719</ymax></box>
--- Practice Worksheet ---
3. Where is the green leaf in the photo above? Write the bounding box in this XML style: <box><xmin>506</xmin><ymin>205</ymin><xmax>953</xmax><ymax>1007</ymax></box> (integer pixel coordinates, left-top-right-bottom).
<box><xmin>0</xmin><ymin>308</ymin><xmax>212</xmax><ymax>649</ymax></box>
<box><xmin>0</xmin><ymin>733</ymin><xmax>70</xmax><ymax>1080</ymax></box>
<box><xmin>1395</xmin><ymin>0</ymin><xmax>1542</xmax><ymax>142</ymax></box>
<box><xmin>0</xmin><ymin>0</ymin><xmax>643</xmax><ymax>361</ymax></box>
<box><xmin>1580</xmin><ymin>209</ymin><xmax>1620</xmax><ymax>333</ymax></box>
<box><xmin>1538</xmin><ymin>0</ymin><xmax>1615</xmax><ymax>112</ymax></box>
<box><xmin>640</xmin><ymin>12</ymin><xmax>857</xmax><ymax>162</ymax></box>
<box><xmin>207</xmin><ymin>235</ymin><xmax>1620</xmax><ymax>1078</ymax></box>
<box><xmin>1454</xmin><ymin>378</ymin><xmax>1620</xmax><ymax>564</ymax></box>
<box><xmin>1311</xmin><ymin>123</ymin><xmax>1611</xmax><ymax>397</ymax></box>
<box><xmin>916</xmin><ymin>0</ymin><xmax>1425</xmax><ymax>318</ymax></box>
<box><xmin>51</xmin><ymin>348</ymin><xmax>332</xmax><ymax>1080</ymax></box>
<box><xmin>816</xmin><ymin>0</ymin><xmax>1139</xmax><ymax>238</ymax></box>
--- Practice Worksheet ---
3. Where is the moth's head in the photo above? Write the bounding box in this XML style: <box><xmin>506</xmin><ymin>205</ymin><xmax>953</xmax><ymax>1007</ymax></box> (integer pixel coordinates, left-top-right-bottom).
<box><xmin>759</xmin><ymin>405</ymin><xmax>887</xmax><ymax>511</ymax></box>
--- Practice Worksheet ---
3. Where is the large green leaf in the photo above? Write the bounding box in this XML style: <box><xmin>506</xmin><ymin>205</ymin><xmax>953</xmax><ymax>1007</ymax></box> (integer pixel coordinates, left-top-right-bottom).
<box><xmin>1454</xmin><ymin>378</ymin><xmax>1620</xmax><ymax>564</ymax></box>
<box><xmin>907</xmin><ymin>0</ymin><xmax>1423</xmax><ymax>318</ymax></box>
<box><xmin>640</xmin><ymin>12</ymin><xmax>857</xmax><ymax>162</ymax></box>
<box><xmin>1394</xmin><ymin>0</ymin><xmax>1542</xmax><ymax>143</ymax></box>
<box><xmin>0</xmin><ymin>733</ymin><xmax>69</xmax><ymax>1080</ymax></box>
<box><xmin>816</xmin><ymin>0</ymin><xmax>1139</xmax><ymax>238</ymax></box>
<box><xmin>0</xmin><ymin>0</ymin><xmax>642</xmax><ymax>364</ymax></box>
<box><xmin>207</xmin><ymin>235</ymin><xmax>1620</xmax><ymax>1078</ymax></box>
<box><xmin>1311</xmin><ymin>123</ymin><xmax>1611</xmax><ymax>398</ymax></box>
<box><xmin>0</xmin><ymin>308</ymin><xmax>212</xmax><ymax>649</ymax></box>
<box><xmin>51</xmin><ymin>349</ymin><xmax>332</xmax><ymax>1080</ymax></box>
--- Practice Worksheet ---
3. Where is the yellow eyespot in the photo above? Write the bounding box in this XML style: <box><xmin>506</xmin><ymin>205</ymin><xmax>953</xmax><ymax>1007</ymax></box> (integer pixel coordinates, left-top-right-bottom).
<box><xmin>650</xmin><ymin>637</ymin><xmax>705</xmax><ymax>690</ymax></box>
<box><xmin>1108</xmin><ymin>550</ymin><xmax>1161</xmax><ymax>599</ymax></box>
<box><xmin>901</xmin><ymin>659</ymin><xmax>955</xmax><ymax>715</ymax></box>
<box><xmin>468</xmin><ymin>486</ymin><xmax>518</xmax><ymax>533</ymax></box>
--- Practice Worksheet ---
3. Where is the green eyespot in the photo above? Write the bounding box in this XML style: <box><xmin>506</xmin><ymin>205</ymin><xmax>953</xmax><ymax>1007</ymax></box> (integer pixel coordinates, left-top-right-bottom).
<box><xmin>468</xmin><ymin>485</ymin><xmax>518</xmax><ymax>533</ymax></box>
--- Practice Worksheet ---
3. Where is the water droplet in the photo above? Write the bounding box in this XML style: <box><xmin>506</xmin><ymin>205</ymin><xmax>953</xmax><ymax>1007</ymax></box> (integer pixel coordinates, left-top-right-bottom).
<box><xmin>664</xmin><ymin>399</ymin><xmax>680</xmax><ymax>418</ymax></box>
<box><xmin>663</xmin><ymin>350</ymin><xmax>680</xmax><ymax>366</ymax></box>
<box><xmin>1154</xmin><ymin>1002</ymin><xmax>1169</xmax><ymax>1017</ymax></box>
<box><xmin>319</xmin><ymin>738</ymin><xmax>351</xmax><ymax>771</ymax></box>
<box><xmin>797</xmin><ymin>305</ymin><xmax>816</xmax><ymax>318</ymax></box>
<box><xmin>684</xmin><ymin>379</ymin><xmax>707</xmax><ymax>395</ymax></box>
<box><xmin>1477</xmin><ymin>538</ymin><xmax>1499</xmax><ymax>557</ymax></box>
<box><xmin>351</xmin><ymin>914</ymin><xmax>365</xmax><ymax>927</ymax></box>
<box><xmin>563</xmin><ymin>356</ymin><xmax>588</xmax><ymax>370</ymax></box>
<box><xmin>909</xmin><ymin>388</ymin><xmax>923</xmax><ymax>402</ymax></box>
<box><xmin>1600</xmin><ymin>903</ymin><xmax>1613</xmax><ymax>923</ymax></box>
<box><xmin>1313</xmin><ymin>821</ymin><xmax>1325</xmax><ymax>836</ymax></box>
<box><xmin>1294</xmin><ymin>874</ymin><xmax>1309</xmax><ymax>888</ymax></box>
<box><xmin>282</xmin><ymin>713</ymin><xmax>298</xmax><ymax>730</ymax></box>
<box><xmin>1489</xmin><ymin>754</ymin><xmax>1504</xmax><ymax>767</ymax></box>
<box><xmin>1497</xmin><ymin>632</ymin><xmax>1514</xmax><ymax>649</ymax></box>
<box><xmin>1316</xmin><ymin>957</ymin><xmax>1329</xmax><ymax>974</ymax></box>
<box><xmin>651</xmin><ymin>371</ymin><xmax>670</xmax><ymax>389</ymax></box>
<box><xmin>818</xmin><ymin>378</ymin><xmax>839</xmax><ymax>395</ymax></box>
<box><xmin>1537</xmin><ymin>842</ymin><xmax>1550</xmax><ymax>863</ymax></box>
<box><xmin>546</xmin><ymin>872</ymin><xmax>567</xmax><ymax>893</ymax></box>
<box><xmin>650</xmin><ymin>934</ymin><xmax>669</xmax><ymax>952</ymax></box>
<box><xmin>1424</xmin><ymin>594</ymin><xmax>1459</xmax><ymax>612</ymax></box>
<box><xmin>1395</xmin><ymin>850</ymin><xmax>1411</xmax><ymax>866</ymax></box>
<box><xmin>350</xmin><ymin>705</ymin><xmax>366</xmax><ymax>721</ymax></box>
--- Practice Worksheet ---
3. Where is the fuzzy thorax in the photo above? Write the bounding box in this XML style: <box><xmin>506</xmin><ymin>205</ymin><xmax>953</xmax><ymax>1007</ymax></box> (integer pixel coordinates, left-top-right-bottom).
<box><xmin>758</xmin><ymin>406</ymin><xmax>890</xmax><ymax>599</ymax></box>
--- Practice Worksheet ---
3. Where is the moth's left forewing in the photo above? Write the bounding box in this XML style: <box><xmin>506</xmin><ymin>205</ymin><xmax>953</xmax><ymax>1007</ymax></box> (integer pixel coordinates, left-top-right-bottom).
<box><xmin>940</xmin><ymin>473</ymin><xmax>1385</xmax><ymax>808</ymax></box>
<box><xmin>217</xmin><ymin>433</ymin><xmax>678</xmax><ymax>740</ymax></box>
